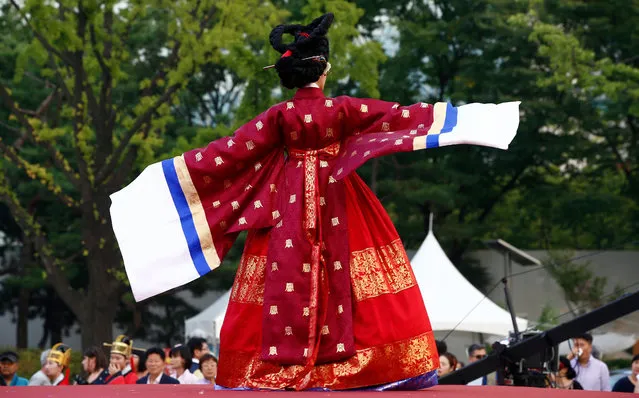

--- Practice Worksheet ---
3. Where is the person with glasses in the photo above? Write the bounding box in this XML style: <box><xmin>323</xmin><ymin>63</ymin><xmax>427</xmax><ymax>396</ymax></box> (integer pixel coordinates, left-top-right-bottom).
<box><xmin>466</xmin><ymin>344</ymin><xmax>488</xmax><ymax>385</ymax></box>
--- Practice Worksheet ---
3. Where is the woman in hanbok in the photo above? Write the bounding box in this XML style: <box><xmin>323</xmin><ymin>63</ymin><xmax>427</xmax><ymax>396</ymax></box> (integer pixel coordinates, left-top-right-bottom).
<box><xmin>110</xmin><ymin>12</ymin><xmax>521</xmax><ymax>391</ymax></box>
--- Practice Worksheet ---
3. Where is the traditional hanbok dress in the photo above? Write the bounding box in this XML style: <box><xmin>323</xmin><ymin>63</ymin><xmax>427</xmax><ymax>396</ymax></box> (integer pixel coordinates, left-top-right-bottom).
<box><xmin>110</xmin><ymin>85</ymin><xmax>520</xmax><ymax>390</ymax></box>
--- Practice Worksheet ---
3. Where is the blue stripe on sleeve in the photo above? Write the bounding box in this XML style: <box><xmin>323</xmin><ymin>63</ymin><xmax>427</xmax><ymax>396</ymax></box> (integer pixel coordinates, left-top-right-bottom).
<box><xmin>441</xmin><ymin>103</ymin><xmax>458</xmax><ymax>133</ymax></box>
<box><xmin>426</xmin><ymin>134</ymin><xmax>440</xmax><ymax>149</ymax></box>
<box><xmin>161</xmin><ymin>159</ymin><xmax>211</xmax><ymax>277</ymax></box>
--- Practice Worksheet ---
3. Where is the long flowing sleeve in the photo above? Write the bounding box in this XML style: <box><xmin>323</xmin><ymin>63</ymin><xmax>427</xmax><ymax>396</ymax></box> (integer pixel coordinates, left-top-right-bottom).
<box><xmin>330</xmin><ymin>97</ymin><xmax>520</xmax><ymax>179</ymax></box>
<box><xmin>110</xmin><ymin>106</ymin><xmax>285</xmax><ymax>301</ymax></box>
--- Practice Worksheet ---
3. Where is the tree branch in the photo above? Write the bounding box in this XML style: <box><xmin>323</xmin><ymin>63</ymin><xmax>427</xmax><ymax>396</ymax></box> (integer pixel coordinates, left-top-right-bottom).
<box><xmin>0</xmin><ymin>83</ymin><xmax>82</xmax><ymax>189</ymax></box>
<box><xmin>478</xmin><ymin>160</ymin><xmax>531</xmax><ymax>223</ymax></box>
<box><xmin>0</xmin><ymin>139</ymin><xmax>77</xmax><ymax>208</ymax></box>
<box><xmin>95</xmin><ymin>83</ymin><xmax>181</xmax><ymax>184</ymax></box>
<box><xmin>0</xmin><ymin>180</ymin><xmax>83</xmax><ymax>314</ymax></box>
<box><xmin>605</xmin><ymin>135</ymin><xmax>631</xmax><ymax>180</ymax></box>
<box><xmin>9</xmin><ymin>0</ymin><xmax>74</xmax><ymax>67</ymax></box>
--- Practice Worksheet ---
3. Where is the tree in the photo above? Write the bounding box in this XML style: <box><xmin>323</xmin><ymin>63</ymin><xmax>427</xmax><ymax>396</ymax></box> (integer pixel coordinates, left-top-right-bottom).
<box><xmin>346</xmin><ymin>0</ymin><xmax>578</xmax><ymax>290</ymax></box>
<box><xmin>1</xmin><ymin>0</ymin><xmax>388</xmax><ymax>348</ymax></box>
<box><xmin>542</xmin><ymin>250</ymin><xmax>622</xmax><ymax>316</ymax></box>
<box><xmin>0</xmin><ymin>0</ymin><xmax>286</xmax><ymax>348</ymax></box>
<box><xmin>514</xmin><ymin>0</ymin><xmax>639</xmax><ymax>241</ymax></box>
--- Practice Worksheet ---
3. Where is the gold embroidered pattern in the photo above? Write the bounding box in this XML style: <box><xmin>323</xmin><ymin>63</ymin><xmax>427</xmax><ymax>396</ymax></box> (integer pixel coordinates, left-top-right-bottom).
<box><xmin>219</xmin><ymin>331</ymin><xmax>437</xmax><ymax>390</ymax></box>
<box><xmin>350</xmin><ymin>239</ymin><xmax>417</xmax><ymax>302</ymax></box>
<box><xmin>230</xmin><ymin>255</ymin><xmax>266</xmax><ymax>304</ymax></box>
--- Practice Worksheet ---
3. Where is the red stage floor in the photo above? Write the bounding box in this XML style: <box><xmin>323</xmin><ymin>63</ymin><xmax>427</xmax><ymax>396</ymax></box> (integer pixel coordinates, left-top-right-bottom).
<box><xmin>0</xmin><ymin>385</ymin><xmax>627</xmax><ymax>397</ymax></box>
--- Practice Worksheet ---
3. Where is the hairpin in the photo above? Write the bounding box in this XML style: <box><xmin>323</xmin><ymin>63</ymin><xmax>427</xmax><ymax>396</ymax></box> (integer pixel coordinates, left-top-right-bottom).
<box><xmin>263</xmin><ymin>55</ymin><xmax>327</xmax><ymax>70</ymax></box>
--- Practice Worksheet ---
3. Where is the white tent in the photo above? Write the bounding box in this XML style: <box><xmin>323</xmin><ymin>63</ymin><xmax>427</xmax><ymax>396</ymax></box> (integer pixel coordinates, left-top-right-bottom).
<box><xmin>185</xmin><ymin>289</ymin><xmax>230</xmax><ymax>343</ymax></box>
<box><xmin>413</xmin><ymin>231</ymin><xmax>527</xmax><ymax>336</ymax></box>
<box><xmin>185</xmin><ymin>230</ymin><xmax>528</xmax><ymax>343</ymax></box>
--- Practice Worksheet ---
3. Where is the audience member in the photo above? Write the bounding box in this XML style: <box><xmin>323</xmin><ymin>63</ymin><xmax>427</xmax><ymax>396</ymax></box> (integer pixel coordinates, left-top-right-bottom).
<box><xmin>132</xmin><ymin>349</ymin><xmax>148</xmax><ymax>379</ymax></box>
<box><xmin>554</xmin><ymin>356</ymin><xmax>583</xmax><ymax>390</ymax></box>
<box><xmin>466</xmin><ymin>343</ymin><xmax>488</xmax><ymax>386</ymax></box>
<box><xmin>197</xmin><ymin>353</ymin><xmax>218</xmax><ymax>385</ymax></box>
<box><xmin>104</xmin><ymin>335</ymin><xmax>138</xmax><ymax>384</ymax></box>
<box><xmin>612</xmin><ymin>353</ymin><xmax>639</xmax><ymax>393</ymax></box>
<box><xmin>169</xmin><ymin>345</ymin><xmax>199</xmax><ymax>384</ymax></box>
<box><xmin>568</xmin><ymin>333</ymin><xmax>610</xmax><ymax>391</ymax></box>
<box><xmin>42</xmin><ymin>343</ymin><xmax>72</xmax><ymax>386</ymax></box>
<box><xmin>76</xmin><ymin>346</ymin><xmax>108</xmax><ymax>385</ymax></box>
<box><xmin>0</xmin><ymin>351</ymin><xmax>28</xmax><ymax>386</ymax></box>
<box><xmin>437</xmin><ymin>352</ymin><xmax>458</xmax><ymax>378</ymax></box>
<box><xmin>28</xmin><ymin>349</ymin><xmax>51</xmax><ymax>386</ymax></box>
<box><xmin>435</xmin><ymin>340</ymin><xmax>447</xmax><ymax>356</ymax></box>
<box><xmin>186</xmin><ymin>337</ymin><xmax>209</xmax><ymax>378</ymax></box>
<box><xmin>136</xmin><ymin>347</ymin><xmax>179</xmax><ymax>385</ymax></box>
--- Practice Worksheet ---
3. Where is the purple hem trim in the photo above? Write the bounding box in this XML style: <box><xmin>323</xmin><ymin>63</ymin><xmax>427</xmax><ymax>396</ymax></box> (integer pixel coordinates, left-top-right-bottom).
<box><xmin>214</xmin><ymin>369</ymin><xmax>439</xmax><ymax>391</ymax></box>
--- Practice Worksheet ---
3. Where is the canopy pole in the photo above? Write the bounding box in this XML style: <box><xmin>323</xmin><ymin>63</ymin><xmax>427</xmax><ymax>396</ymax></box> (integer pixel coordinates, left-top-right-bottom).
<box><xmin>428</xmin><ymin>212</ymin><xmax>434</xmax><ymax>233</ymax></box>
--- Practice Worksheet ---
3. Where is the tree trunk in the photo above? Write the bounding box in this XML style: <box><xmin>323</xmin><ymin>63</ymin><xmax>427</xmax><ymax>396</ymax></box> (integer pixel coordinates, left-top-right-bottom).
<box><xmin>16</xmin><ymin>241</ymin><xmax>32</xmax><ymax>349</ymax></box>
<box><xmin>16</xmin><ymin>286</ymin><xmax>29</xmax><ymax>348</ymax></box>
<box><xmin>78</xmin><ymin>298</ymin><xmax>117</xmax><ymax>350</ymax></box>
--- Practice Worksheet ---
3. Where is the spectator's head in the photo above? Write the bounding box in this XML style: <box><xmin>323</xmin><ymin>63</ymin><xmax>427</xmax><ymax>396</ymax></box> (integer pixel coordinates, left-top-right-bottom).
<box><xmin>572</xmin><ymin>333</ymin><xmax>593</xmax><ymax>360</ymax></box>
<box><xmin>558</xmin><ymin>356</ymin><xmax>577</xmax><ymax>380</ymax></box>
<box><xmin>467</xmin><ymin>344</ymin><xmax>487</xmax><ymax>363</ymax></box>
<box><xmin>145</xmin><ymin>347</ymin><xmax>166</xmax><ymax>379</ymax></box>
<box><xmin>40</xmin><ymin>349</ymin><xmax>51</xmax><ymax>368</ymax></box>
<box><xmin>106</xmin><ymin>335</ymin><xmax>133</xmax><ymax>371</ymax></box>
<box><xmin>631</xmin><ymin>354</ymin><xmax>639</xmax><ymax>377</ymax></box>
<box><xmin>437</xmin><ymin>352</ymin><xmax>458</xmax><ymax>378</ymax></box>
<box><xmin>0</xmin><ymin>351</ymin><xmax>19</xmax><ymax>380</ymax></box>
<box><xmin>199</xmin><ymin>353</ymin><xmax>218</xmax><ymax>381</ymax></box>
<box><xmin>436</xmin><ymin>340</ymin><xmax>448</xmax><ymax>356</ymax></box>
<box><xmin>187</xmin><ymin>337</ymin><xmax>209</xmax><ymax>361</ymax></box>
<box><xmin>132</xmin><ymin>348</ymin><xmax>147</xmax><ymax>374</ymax></box>
<box><xmin>45</xmin><ymin>343</ymin><xmax>71</xmax><ymax>381</ymax></box>
<box><xmin>170</xmin><ymin>344</ymin><xmax>192</xmax><ymax>372</ymax></box>
<box><xmin>82</xmin><ymin>346</ymin><xmax>108</xmax><ymax>374</ymax></box>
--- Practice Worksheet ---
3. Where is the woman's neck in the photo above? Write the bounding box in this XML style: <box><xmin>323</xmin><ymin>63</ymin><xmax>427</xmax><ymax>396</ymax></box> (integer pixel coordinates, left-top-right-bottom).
<box><xmin>175</xmin><ymin>367</ymin><xmax>185</xmax><ymax>377</ymax></box>
<box><xmin>87</xmin><ymin>368</ymin><xmax>103</xmax><ymax>382</ymax></box>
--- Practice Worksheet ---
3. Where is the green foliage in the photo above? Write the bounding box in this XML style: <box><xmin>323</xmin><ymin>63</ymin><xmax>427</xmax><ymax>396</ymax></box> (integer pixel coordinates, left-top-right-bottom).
<box><xmin>542</xmin><ymin>250</ymin><xmax>618</xmax><ymax>315</ymax></box>
<box><xmin>605</xmin><ymin>358</ymin><xmax>633</xmax><ymax>370</ymax></box>
<box><xmin>535</xmin><ymin>304</ymin><xmax>559</xmax><ymax>331</ymax></box>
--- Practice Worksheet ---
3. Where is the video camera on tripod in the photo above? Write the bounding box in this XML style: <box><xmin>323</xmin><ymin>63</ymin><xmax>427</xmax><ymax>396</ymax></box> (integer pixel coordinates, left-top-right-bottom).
<box><xmin>492</xmin><ymin>329</ymin><xmax>558</xmax><ymax>388</ymax></box>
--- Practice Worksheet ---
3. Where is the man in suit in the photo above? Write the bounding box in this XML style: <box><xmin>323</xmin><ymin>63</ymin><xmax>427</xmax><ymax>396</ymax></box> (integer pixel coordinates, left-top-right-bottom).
<box><xmin>136</xmin><ymin>347</ymin><xmax>179</xmax><ymax>384</ymax></box>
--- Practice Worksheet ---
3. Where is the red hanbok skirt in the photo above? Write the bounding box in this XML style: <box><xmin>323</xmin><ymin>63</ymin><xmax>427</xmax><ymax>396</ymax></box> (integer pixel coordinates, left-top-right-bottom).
<box><xmin>216</xmin><ymin>172</ymin><xmax>439</xmax><ymax>390</ymax></box>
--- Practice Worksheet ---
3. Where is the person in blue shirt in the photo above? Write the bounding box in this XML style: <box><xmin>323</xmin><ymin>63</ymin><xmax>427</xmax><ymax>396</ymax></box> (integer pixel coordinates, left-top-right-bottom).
<box><xmin>0</xmin><ymin>351</ymin><xmax>29</xmax><ymax>386</ymax></box>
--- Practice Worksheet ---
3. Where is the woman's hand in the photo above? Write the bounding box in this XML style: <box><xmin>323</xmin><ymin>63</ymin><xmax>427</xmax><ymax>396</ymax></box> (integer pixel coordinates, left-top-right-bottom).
<box><xmin>108</xmin><ymin>362</ymin><xmax>120</xmax><ymax>376</ymax></box>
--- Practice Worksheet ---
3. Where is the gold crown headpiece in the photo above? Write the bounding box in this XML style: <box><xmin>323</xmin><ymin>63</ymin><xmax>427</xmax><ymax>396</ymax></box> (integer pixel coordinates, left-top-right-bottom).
<box><xmin>47</xmin><ymin>343</ymin><xmax>72</xmax><ymax>368</ymax></box>
<box><xmin>103</xmin><ymin>334</ymin><xmax>142</xmax><ymax>358</ymax></box>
